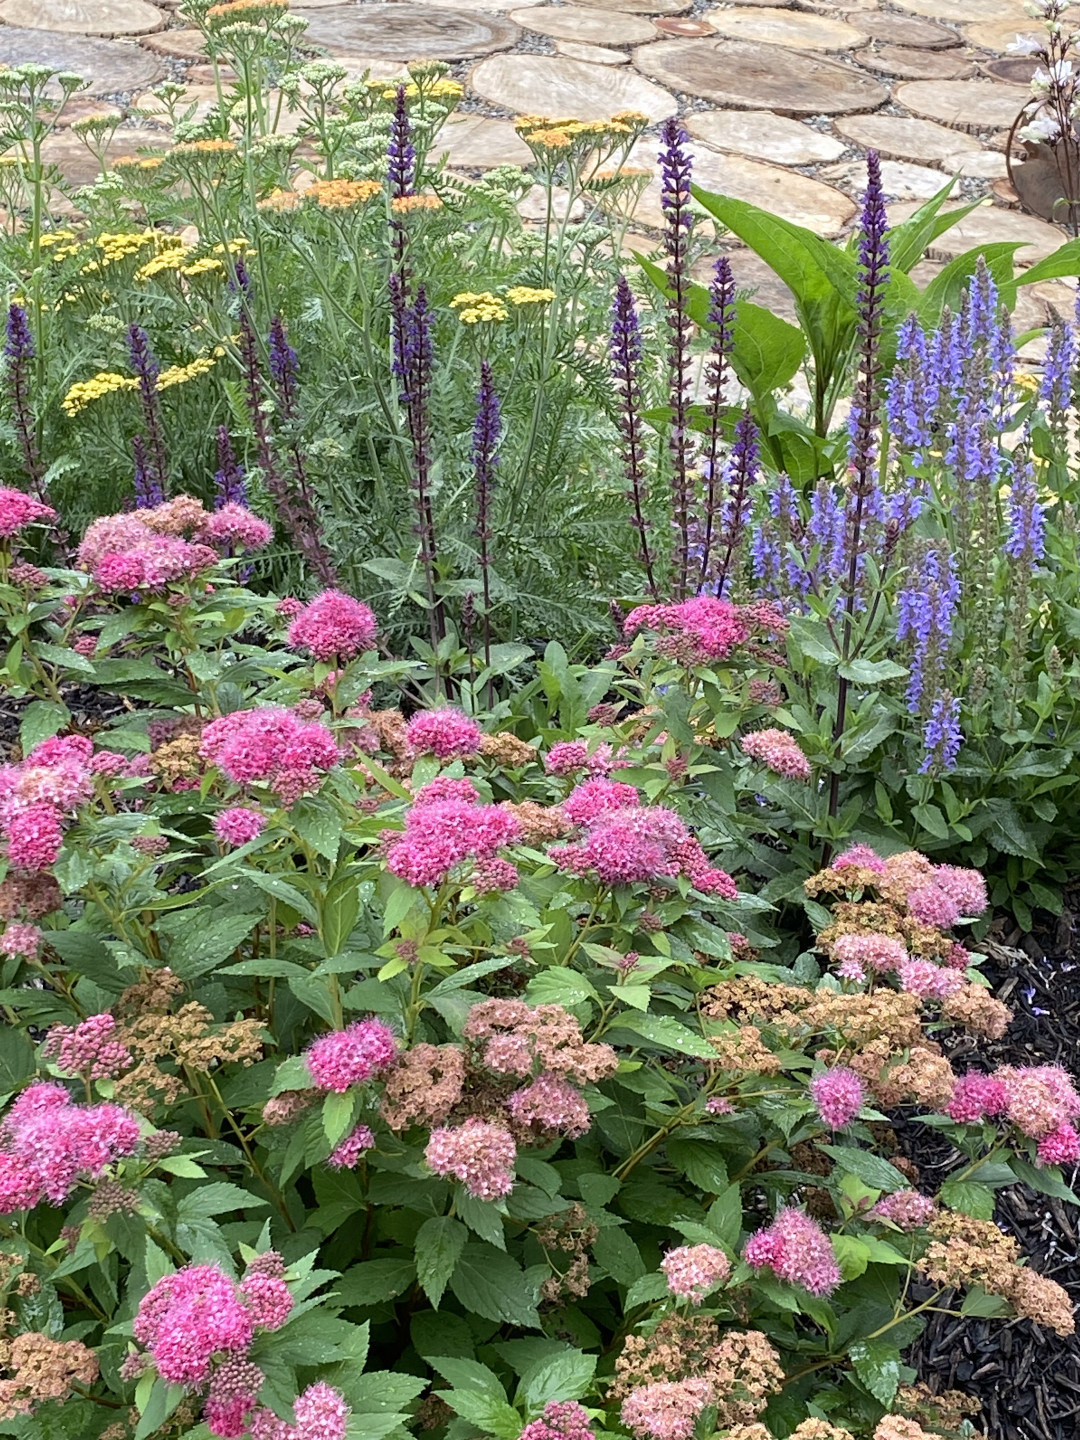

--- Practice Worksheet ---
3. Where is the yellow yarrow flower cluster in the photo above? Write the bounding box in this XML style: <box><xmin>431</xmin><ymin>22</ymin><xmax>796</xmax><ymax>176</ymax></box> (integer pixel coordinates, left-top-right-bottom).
<box><xmin>450</xmin><ymin>291</ymin><xmax>508</xmax><ymax>324</ymax></box>
<box><xmin>158</xmin><ymin>355</ymin><xmax>218</xmax><ymax>389</ymax></box>
<box><xmin>379</xmin><ymin>79</ymin><xmax>463</xmax><ymax>101</ymax></box>
<box><xmin>390</xmin><ymin>194</ymin><xmax>442</xmax><ymax>215</ymax></box>
<box><xmin>38</xmin><ymin>229</ymin><xmax>80</xmax><ymax>260</ymax></box>
<box><xmin>80</xmin><ymin>229</ymin><xmax>160</xmax><ymax>274</ymax></box>
<box><xmin>205</xmin><ymin>0</ymin><xmax>287</xmax><ymax>29</ymax></box>
<box><xmin>309</xmin><ymin>177</ymin><xmax>383</xmax><ymax>209</ymax></box>
<box><xmin>505</xmin><ymin>287</ymin><xmax>555</xmax><ymax>306</ymax></box>
<box><xmin>62</xmin><ymin>347</ymin><xmax>223</xmax><ymax>417</ymax></box>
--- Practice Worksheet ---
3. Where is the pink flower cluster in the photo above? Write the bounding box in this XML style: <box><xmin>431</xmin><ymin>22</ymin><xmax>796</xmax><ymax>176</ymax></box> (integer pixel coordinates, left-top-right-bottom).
<box><xmin>870</xmin><ymin>1190</ymin><xmax>935</xmax><ymax>1231</ymax></box>
<box><xmin>834</xmin><ymin>844</ymin><xmax>887</xmax><ymax>873</ymax></box>
<box><xmin>946</xmin><ymin>1064</ymin><xmax>1080</xmax><ymax>1161</ymax></box>
<box><xmin>809</xmin><ymin>1067</ymin><xmax>865</xmax><ymax>1129</ymax></box>
<box><xmin>0</xmin><ymin>922</ymin><xmax>41</xmax><ymax>958</ymax></box>
<box><xmin>832</xmin><ymin>932</ymin><xmax>909</xmax><ymax>983</ymax></box>
<box><xmin>42</xmin><ymin>1013</ymin><xmax>132</xmax><ymax>1080</ymax></box>
<box><xmin>384</xmin><ymin>793</ymin><xmax>521</xmax><ymax>889</ymax></box>
<box><xmin>0</xmin><ymin>1081</ymin><xmax>141</xmax><ymax>1212</ymax></box>
<box><xmin>405</xmin><ymin>707</ymin><xmax>483</xmax><ymax>760</ymax></box>
<box><xmin>0</xmin><ymin>487</ymin><xmax>56</xmax><ymax>539</ymax></box>
<box><xmin>213</xmin><ymin>807</ymin><xmax>268</xmax><ymax>847</ymax></box>
<box><xmin>621</xmin><ymin>1377</ymin><xmax>714</xmax><ymax>1440</ymax></box>
<box><xmin>550</xmin><ymin>790</ymin><xmax>737</xmax><ymax>898</ymax></box>
<box><xmin>425</xmin><ymin>1116</ymin><xmax>517</xmax><ymax>1200</ymax></box>
<box><xmin>0</xmin><ymin>735</ymin><xmax>93</xmax><ymax>872</ymax></box>
<box><xmin>328</xmin><ymin>1124</ymin><xmax>375</xmax><ymax>1169</ymax></box>
<box><xmin>545</xmin><ymin>741</ymin><xmax>626</xmax><ymax>777</ymax></box>
<box><xmin>660</xmin><ymin>1243</ymin><xmax>731</xmax><ymax>1303</ymax></box>
<box><xmin>897</xmin><ymin>957</ymin><xmax>964</xmax><ymax>1001</ymax></box>
<box><xmin>561</xmin><ymin>777</ymin><xmax>639</xmax><ymax>826</ymax></box>
<box><xmin>133</xmin><ymin>1254</ymin><xmax>292</xmax><ymax>1396</ymax></box>
<box><xmin>520</xmin><ymin>1401</ymin><xmax>595</xmax><ymax>1440</ymax></box>
<box><xmin>740</xmin><ymin>728</ymin><xmax>811</xmax><ymax>782</ymax></box>
<box><xmin>200</xmin><ymin>707</ymin><xmax>339</xmax><ymax>806</ymax></box>
<box><xmin>743</xmin><ymin>1207</ymin><xmax>841</xmax><ymax>1296</ymax></box>
<box><xmin>287</xmin><ymin>589</ymin><xmax>378</xmax><ymax>662</ymax></box>
<box><xmin>249</xmin><ymin>1382</ymin><xmax>350</xmax><ymax>1440</ymax></box>
<box><xmin>624</xmin><ymin>596</ymin><xmax>786</xmax><ymax>665</ymax></box>
<box><xmin>77</xmin><ymin>497</ymin><xmax>271</xmax><ymax>595</ymax></box>
<box><xmin>305</xmin><ymin>1018</ymin><xmax>397</xmax><ymax>1093</ymax></box>
<box><xmin>507</xmin><ymin>1073</ymin><xmax>590</xmax><ymax>1139</ymax></box>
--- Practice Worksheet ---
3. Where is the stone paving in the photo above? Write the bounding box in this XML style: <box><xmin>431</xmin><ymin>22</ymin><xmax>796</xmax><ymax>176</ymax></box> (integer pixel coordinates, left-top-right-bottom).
<box><xmin>2</xmin><ymin>0</ymin><xmax>1078</xmax><ymax>329</ymax></box>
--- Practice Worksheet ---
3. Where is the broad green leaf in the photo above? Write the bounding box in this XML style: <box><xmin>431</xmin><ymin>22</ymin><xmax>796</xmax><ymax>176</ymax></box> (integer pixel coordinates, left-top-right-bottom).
<box><xmin>449</xmin><ymin>1244</ymin><xmax>540</xmax><ymax>1328</ymax></box>
<box><xmin>521</xmin><ymin>1352</ymin><xmax>597</xmax><ymax>1412</ymax></box>
<box><xmin>592</xmin><ymin>1227</ymin><xmax>646</xmax><ymax>1286</ymax></box>
<box><xmin>18</xmin><ymin>699</ymin><xmax>70</xmax><ymax>755</ymax></box>
<box><xmin>176</xmin><ymin>1182</ymin><xmax>269</xmax><ymax>1221</ymax></box>
<box><xmin>415</xmin><ymin>1216</ymin><xmax>468</xmax><ymax>1307</ymax></box>
<box><xmin>667</xmin><ymin>1136</ymin><xmax>728</xmax><ymax>1194</ymax></box>
<box><xmin>164</xmin><ymin>909</ymin><xmax>261</xmax><ymax>981</ymax></box>
<box><xmin>850</xmin><ymin>1338</ymin><xmax>901</xmax><ymax>1406</ymax></box>
<box><xmin>837</xmin><ymin>658</ymin><xmax>908</xmax><ymax>684</ymax></box>
<box><xmin>336</xmin><ymin>1257</ymin><xmax>416</xmax><ymax>1305</ymax></box>
<box><xmin>818</xmin><ymin>1145</ymin><xmax>910</xmax><ymax>1192</ymax></box>
<box><xmin>608</xmin><ymin>1013</ymin><xmax>716</xmax><ymax>1058</ymax></box>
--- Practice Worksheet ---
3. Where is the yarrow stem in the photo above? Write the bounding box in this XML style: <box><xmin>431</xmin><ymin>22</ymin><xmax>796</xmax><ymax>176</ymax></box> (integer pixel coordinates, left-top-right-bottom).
<box><xmin>610</xmin><ymin>276</ymin><xmax>657</xmax><ymax>599</ymax></box>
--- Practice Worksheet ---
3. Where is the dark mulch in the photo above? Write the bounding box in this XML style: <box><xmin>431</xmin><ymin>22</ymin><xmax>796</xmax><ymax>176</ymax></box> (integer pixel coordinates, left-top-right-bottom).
<box><xmin>0</xmin><ymin>684</ymin><xmax>133</xmax><ymax>760</ymax></box>
<box><xmin>897</xmin><ymin>939</ymin><xmax>1080</xmax><ymax>1440</ymax></box>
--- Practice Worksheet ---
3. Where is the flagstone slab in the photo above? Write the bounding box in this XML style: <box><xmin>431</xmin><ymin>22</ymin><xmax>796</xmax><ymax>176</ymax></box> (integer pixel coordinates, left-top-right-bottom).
<box><xmin>944</xmin><ymin>147</ymin><xmax>1009</xmax><ymax>178</ymax></box>
<box><xmin>887</xmin><ymin>197</ymin><xmax>1066</xmax><ymax>263</ymax></box>
<box><xmin>437</xmin><ymin>113</ymin><xmax>532</xmax><ymax>168</ymax></box>
<box><xmin>563</xmin><ymin>0</ymin><xmax>691</xmax><ymax>14</ymax></box>
<box><xmin>0</xmin><ymin>0</ymin><xmax>165</xmax><ymax>33</ymax></box>
<box><xmin>824</xmin><ymin>157</ymin><xmax>949</xmax><ymax>199</ymax></box>
<box><xmin>700</xmin><ymin>6</ymin><xmax>864</xmax><ymax>50</ymax></box>
<box><xmin>471</xmin><ymin>52</ymin><xmax>678</xmax><ymax>123</ymax></box>
<box><xmin>634</xmin><ymin>38</ymin><xmax>888</xmax><ymax>113</ymax></box>
<box><xmin>140</xmin><ymin>25</ymin><xmax>207</xmax><ymax>57</ymax></box>
<box><xmin>850</xmin><ymin>11</ymin><xmax>960</xmax><ymax>48</ymax></box>
<box><xmin>835</xmin><ymin>112</ymin><xmax>983</xmax><ymax>163</ymax></box>
<box><xmin>422</xmin><ymin>0</ymin><xmax>529</xmax><ymax>9</ymax></box>
<box><xmin>892</xmin><ymin>0</ymin><xmax>1029</xmax><ymax>21</ymax></box>
<box><xmin>686</xmin><ymin>108</ymin><xmax>846</xmax><ymax>165</ymax></box>
<box><xmin>980</xmin><ymin>56</ymin><xmax>1039</xmax><ymax>83</ymax></box>
<box><xmin>628</xmin><ymin>137</ymin><xmax>854</xmax><ymax>233</ymax></box>
<box><xmin>509</xmin><ymin>5</ymin><xmax>656</xmax><ymax>45</ymax></box>
<box><xmin>302</xmin><ymin>4</ymin><xmax>519</xmax><ymax>59</ymax></box>
<box><xmin>52</xmin><ymin>97</ymin><xmax>123</xmax><ymax>125</ymax></box>
<box><xmin>859</xmin><ymin>44</ymin><xmax>975</xmax><ymax>80</ymax></box>
<box><xmin>895</xmin><ymin>79</ymin><xmax>1030</xmax><ymax>132</ymax></box>
<box><xmin>962</xmin><ymin>17</ymin><xmax>1047</xmax><ymax>52</ymax></box>
<box><xmin>0</xmin><ymin>26</ymin><xmax>166</xmax><ymax>92</ymax></box>
<box><xmin>554</xmin><ymin>40</ymin><xmax>629</xmax><ymax>64</ymax></box>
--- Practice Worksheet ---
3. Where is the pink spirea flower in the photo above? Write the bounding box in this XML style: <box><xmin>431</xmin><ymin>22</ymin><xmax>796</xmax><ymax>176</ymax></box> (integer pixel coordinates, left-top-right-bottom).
<box><xmin>405</xmin><ymin>707</ymin><xmax>483</xmax><ymax>760</ymax></box>
<box><xmin>897</xmin><ymin>958</ymin><xmax>965</xmax><ymax>1001</ymax></box>
<box><xmin>305</xmin><ymin>1018</ymin><xmax>397</xmax><ymax>1093</ymax></box>
<box><xmin>198</xmin><ymin>503</ymin><xmax>274</xmax><ymax>553</ymax></box>
<box><xmin>660</xmin><ymin>1243</ymin><xmax>731</xmax><ymax>1302</ymax></box>
<box><xmin>276</xmin><ymin>597</ymin><xmax>304</xmax><ymax>619</ymax></box>
<box><xmin>42</xmin><ymin>1013</ymin><xmax>132</xmax><ymax>1080</ymax></box>
<box><xmin>743</xmin><ymin>1207</ymin><xmax>841</xmax><ymax>1295</ymax></box>
<box><xmin>832</xmin><ymin>932</ymin><xmax>908</xmax><ymax>974</ymax></box>
<box><xmin>134</xmin><ymin>1263</ymin><xmax>255</xmax><ymax>1387</ymax></box>
<box><xmin>90</xmin><ymin>751</ymin><xmax>128</xmax><ymax>777</ymax></box>
<box><xmin>3</xmin><ymin>800</ymin><xmax>63</xmax><ymax>871</ymax></box>
<box><xmin>384</xmin><ymin>799</ymin><xmax>520</xmax><ymax>888</ymax></box>
<box><xmin>471</xmin><ymin>856</ymin><xmax>520</xmax><ymax>894</ymax></box>
<box><xmin>740</xmin><ymin>727</ymin><xmax>811</xmax><ymax>782</ymax></box>
<box><xmin>239</xmin><ymin>1272</ymin><xmax>293</xmax><ymax>1331</ymax></box>
<box><xmin>200</xmin><ymin>707</ymin><xmax>338</xmax><ymax>805</ymax></box>
<box><xmin>931</xmin><ymin>864</ymin><xmax>988</xmax><ymax>916</ymax></box>
<box><xmin>705</xmin><ymin>1096</ymin><xmax>734</xmax><ymax>1116</ymax></box>
<box><xmin>945</xmin><ymin>1073</ymin><xmax>1009</xmax><ymax>1124</ymax></box>
<box><xmin>328</xmin><ymin>1123</ymin><xmax>375</xmax><ymax>1169</ymax></box>
<box><xmin>425</xmin><ymin>1118</ymin><xmax>516</xmax><ymax>1200</ymax></box>
<box><xmin>624</xmin><ymin>596</ymin><xmax>754</xmax><ymax>664</ymax></box>
<box><xmin>0</xmin><ymin>1081</ymin><xmax>141</xmax><ymax>1210</ymax></box>
<box><xmin>551</xmin><ymin>804</ymin><xmax>737</xmax><ymax>898</ymax></box>
<box><xmin>945</xmin><ymin>942</ymin><xmax>970</xmax><ymax>971</ymax></box>
<box><xmin>520</xmin><ymin>1401</ymin><xmax>595</xmax><ymax>1440</ymax></box>
<box><xmin>93</xmin><ymin>534</ymin><xmax>219</xmax><ymax>593</ymax></box>
<box><xmin>508</xmin><ymin>1073</ymin><xmax>591</xmax><ymax>1138</ymax></box>
<box><xmin>214</xmin><ymin>807</ymin><xmax>267</xmax><ymax>846</ymax></box>
<box><xmin>1037</xmin><ymin>1122</ymin><xmax>1080</xmax><ymax>1165</ymax></box>
<box><xmin>0</xmin><ymin>1152</ymin><xmax>42</xmax><ymax>1211</ymax></box>
<box><xmin>0</xmin><ymin>488</ymin><xmax>56</xmax><ymax>537</ymax></box>
<box><xmin>0</xmin><ymin>922</ymin><xmax>41</xmax><ymax>958</ymax></box>
<box><xmin>288</xmin><ymin>589</ymin><xmax>378</xmax><ymax>662</ymax></box>
<box><xmin>561</xmin><ymin>777</ymin><xmax>639</xmax><ymax>827</ymax></box>
<box><xmin>905</xmin><ymin>883</ymin><xmax>960</xmax><ymax>930</ymax></box>
<box><xmin>997</xmin><ymin>1064</ymin><xmax>1080</xmax><ymax>1139</ymax></box>
<box><xmin>870</xmin><ymin>1190</ymin><xmax>935</xmax><ymax>1230</ymax></box>
<box><xmin>620</xmin><ymin>1378</ymin><xmax>715</xmax><ymax>1440</ymax></box>
<box><xmin>414</xmin><ymin>776</ymin><xmax>479</xmax><ymax>805</ymax></box>
<box><xmin>205</xmin><ymin>1356</ymin><xmax>265</xmax><ymax>1439</ymax></box>
<box><xmin>810</xmin><ymin>1067</ymin><xmax>865</xmax><ymax>1129</ymax></box>
<box><xmin>293</xmin><ymin>1383</ymin><xmax>350</xmax><ymax>1440</ymax></box>
<box><xmin>833</xmin><ymin>844</ymin><xmax>887</xmax><ymax>874</ymax></box>
<box><xmin>205</xmin><ymin>1395</ymin><xmax>258</xmax><ymax>1440</ymax></box>
<box><xmin>545</xmin><ymin>741</ymin><xmax>624</xmax><ymax>777</ymax></box>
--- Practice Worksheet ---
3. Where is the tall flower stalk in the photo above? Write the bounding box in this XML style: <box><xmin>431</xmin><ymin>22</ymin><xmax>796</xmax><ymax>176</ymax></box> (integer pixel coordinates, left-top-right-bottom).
<box><xmin>213</xmin><ymin>426</ymin><xmax>247</xmax><ymax>508</ymax></box>
<box><xmin>132</xmin><ymin>435</ymin><xmax>162</xmax><ymax>510</ymax></box>
<box><xmin>610</xmin><ymin>276</ymin><xmax>656</xmax><ymax>599</ymax></box>
<box><xmin>4</xmin><ymin>303</ymin><xmax>44</xmax><ymax>499</ymax></box>
<box><xmin>127</xmin><ymin>324</ymin><xmax>168</xmax><ymax>498</ymax></box>
<box><xmin>658</xmin><ymin>118</ymin><xmax>695</xmax><ymax>599</ymax></box>
<box><xmin>471</xmin><ymin>360</ymin><xmax>501</xmax><ymax>683</ymax></box>
<box><xmin>714</xmin><ymin>409</ymin><xmax>759</xmax><ymax>598</ymax></box>
<box><xmin>700</xmin><ymin>257</ymin><xmax>735</xmax><ymax>593</ymax></box>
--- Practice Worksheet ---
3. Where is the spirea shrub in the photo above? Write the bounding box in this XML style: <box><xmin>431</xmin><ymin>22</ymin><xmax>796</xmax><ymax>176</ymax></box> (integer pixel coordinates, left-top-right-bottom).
<box><xmin>0</xmin><ymin>496</ymin><xmax>1074</xmax><ymax>1440</ymax></box>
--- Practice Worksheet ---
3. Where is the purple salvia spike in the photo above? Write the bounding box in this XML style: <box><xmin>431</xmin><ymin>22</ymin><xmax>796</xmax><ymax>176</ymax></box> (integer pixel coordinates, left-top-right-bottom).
<box><xmin>213</xmin><ymin>426</ymin><xmax>248</xmax><ymax>509</ymax></box>
<box><xmin>919</xmin><ymin>693</ymin><xmax>962</xmax><ymax>774</ymax></box>
<box><xmin>127</xmin><ymin>324</ymin><xmax>169</xmax><ymax>497</ymax></box>
<box><xmin>700</xmin><ymin>255</ymin><xmax>736</xmax><ymax>592</ymax></box>
<box><xmin>714</xmin><ymin>408</ymin><xmax>759</xmax><ymax>597</ymax></box>
<box><xmin>387</xmin><ymin>84</ymin><xmax>415</xmax><ymax>200</ymax></box>
<box><xmin>610</xmin><ymin>275</ymin><xmax>657</xmax><ymax>599</ymax></box>
<box><xmin>132</xmin><ymin>434</ymin><xmax>163</xmax><ymax>509</ymax></box>
<box><xmin>658</xmin><ymin>117</ymin><xmax>695</xmax><ymax>599</ymax></box>
<box><xmin>4</xmin><ymin>303</ymin><xmax>44</xmax><ymax>498</ymax></box>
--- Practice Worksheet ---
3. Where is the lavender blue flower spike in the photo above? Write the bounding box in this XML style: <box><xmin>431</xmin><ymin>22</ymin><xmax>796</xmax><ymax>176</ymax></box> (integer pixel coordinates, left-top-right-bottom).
<box><xmin>610</xmin><ymin>275</ymin><xmax>657</xmax><ymax>598</ymax></box>
<box><xmin>919</xmin><ymin>693</ymin><xmax>962</xmax><ymax>774</ymax></box>
<box><xmin>658</xmin><ymin>117</ymin><xmax>695</xmax><ymax>599</ymax></box>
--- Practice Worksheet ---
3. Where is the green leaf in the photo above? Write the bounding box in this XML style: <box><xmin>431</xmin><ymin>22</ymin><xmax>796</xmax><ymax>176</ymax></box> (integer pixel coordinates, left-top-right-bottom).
<box><xmin>706</xmin><ymin>1187</ymin><xmax>743</xmax><ymax>1250</ymax></box>
<box><xmin>961</xmin><ymin>1286</ymin><xmax>1011</xmax><ymax>1317</ymax></box>
<box><xmin>322</xmin><ymin>1090</ymin><xmax>355</xmax><ymax>1147</ymax></box>
<box><xmin>818</xmin><ymin>1145</ymin><xmax>910</xmax><ymax>1192</ymax></box>
<box><xmin>592</xmin><ymin>1227</ymin><xmax>646</xmax><ymax>1286</ymax></box>
<box><xmin>176</xmin><ymin>1182</ymin><xmax>268</xmax><ymax>1221</ymax></box>
<box><xmin>164</xmin><ymin>909</ymin><xmax>261</xmax><ymax>980</ymax></box>
<box><xmin>336</xmin><ymin>1257</ymin><xmax>416</xmax><ymax>1305</ymax></box>
<box><xmin>837</xmin><ymin>658</ymin><xmax>908</xmax><ymax>685</ymax></box>
<box><xmin>608</xmin><ymin>1013</ymin><xmax>716</xmax><ymax>1059</ymax></box>
<box><xmin>437</xmin><ymin>1390</ymin><xmax>521</xmax><ymax>1439</ymax></box>
<box><xmin>134</xmin><ymin>1379</ymin><xmax>186</xmax><ymax>1440</ymax></box>
<box><xmin>18</xmin><ymin>700</ymin><xmax>70</xmax><ymax>755</ymax></box>
<box><xmin>851</xmin><ymin>1338</ymin><xmax>901</xmax><ymax>1406</ymax></box>
<box><xmin>0</xmin><ymin>1026</ymin><xmax>35</xmax><ymax>1096</ymax></box>
<box><xmin>521</xmin><ymin>1352</ymin><xmax>597</xmax><ymax>1412</ymax></box>
<box><xmin>291</xmin><ymin>796</ymin><xmax>344</xmax><ymax>863</ymax></box>
<box><xmin>415</xmin><ymin>1215</ymin><xmax>468</xmax><ymax>1307</ymax></box>
<box><xmin>667</xmin><ymin>1136</ymin><xmax>729</xmax><ymax>1194</ymax></box>
<box><xmin>321</xmin><ymin>873</ymin><xmax>360</xmax><ymax>957</ymax></box>
<box><xmin>832</xmin><ymin>1235</ymin><xmax>870</xmax><ymax>1281</ymax></box>
<box><xmin>1009</xmin><ymin>1154</ymin><xmax>1080</xmax><ymax>1204</ymax></box>
<box><xmin>456</xmin><ymin>1187</ymin><xmax>507</xmax><ymax>1249</ymax></box>
<box><xmin>449</xmin><ymin>1244</ymin><xmax>540</xmax><ymax>1328</ymax></box>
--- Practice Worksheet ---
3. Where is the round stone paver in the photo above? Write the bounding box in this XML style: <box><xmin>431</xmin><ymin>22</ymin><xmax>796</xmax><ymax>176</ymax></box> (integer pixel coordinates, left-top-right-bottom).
<box><xmin>699</xmin><ymin>6</ymin><xmax>865</xmax><ymax>51</ymax></box>
<box><xmin>0</xmin><ymin>0</ymin><xmax>165</xmax><ymax>33</ymax></box>
<box><xmin>834</xmin><ymin>113</ymin><xmax>983</xmax><ymax>163</ymax></box>
<box><xmin>562</xmin><ymin>0</ymin><xmax>691</xmax><ymax>14</ymax></box>
<box><xmin>628</xmin><ymin>137</ymin><xmax>855</xmax><ymax>234</ymax></box>
<box><xmin>895</xmin><ymin>79</ymin><xmax>1030</xmax><ymax>132</ymax></box>
<box><xmin>945</xmin><ymin>147</ymin><xmax>1009</xmax><ymax>178</ymax></box>
<box><xmin>686</xmin><ymin>109</ymin><xmax>846</xmax><ymax>165</ymax></box>
<box><xmin>302</xmin><ymin>4</ymin><xmax>519</xmax><ymax>59</ymax></box>
<box><xmin>471</xmin><ymin>52</ymin><xmax>677</xmax><ymax>123</ymax></box>
<box><xmin>892</xmin><ymin>0</ymin><xmax>1029</xmax><ymax>21</ymax></box>
<box><xmin>555</xmin><ymin>40</ymin><xmax>629</xmax><ymax>64</ymax></box>
<box><xmin>859</xmin><ymin>45</ymin><xmax>975</xmax><ymax>80</ymax></box>
<box><xmin>850</xmin><ymin>11</ymin><xmax>960</xmax><ymax>48</ymax></box>
<box><xmin>437</xmin><ymin>114</ymin><xmax>532</xmax><ymax>168</ymax></box>
<box><xmin>509</xmin><ymin>5</ymin><xmax>656</xmax><ymax>45</ymax></box>
<box><xmin>887</xmin><ymin>197</ymin><xmax>1067</xmax><ymax>264</ymax></box>
<box><xmin>0</xmin><ymin>25</ymin><xmax>166</xmax><ymax>92</ymax></box>
<box><xmin>825</xmin><ymin>157</ymin><xmax>950</xmax><ymax>200</ymax></box>
<box><xmin>962</xmin><ymin>18</ymin><xmax>1047</xmax><ymax>52</ymax></box>
<box><xmin>141</xmin><ymin>26</ymin><xmax>207</xmax><ymax>57</ymax></box>
<box><xmin>634</xmin><ymin>38</ymin><xmax>888</xmax><ymax>114</ymax></box>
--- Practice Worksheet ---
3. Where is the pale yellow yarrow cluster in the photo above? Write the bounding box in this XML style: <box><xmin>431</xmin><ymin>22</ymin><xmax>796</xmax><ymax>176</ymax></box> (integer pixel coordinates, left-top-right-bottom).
<box><xmin>80</xmin><ymin>229</ymin><xmax>159</xmax><ymax>274</ymax></box>
<box><xmin>38</xmin><ymin>230</ymin><xmax>80</xmax><ymax>260</ymax></box>
<box><xmin>62</xmin><ymin>348</ymin><xmax>223</xmax><ymax>417</ymax></box>
<box><xmin>450</xmin><ymin>291</ymin><xmax>508</xmax><ymax>324</ymax></box>
<box><xmin>505</xmin><ymin>287</ymin><xmax>555</xmax><ymax>306</ymax></box>
<box><xmin>379</xmin><ymin>79</ymin><xmax>463</xmax><ymax>101</ymax></box>
<box><xmin>390</xmin><ymin>194</ymin><xmax>442</xmax><ymax>215</ymax></box>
